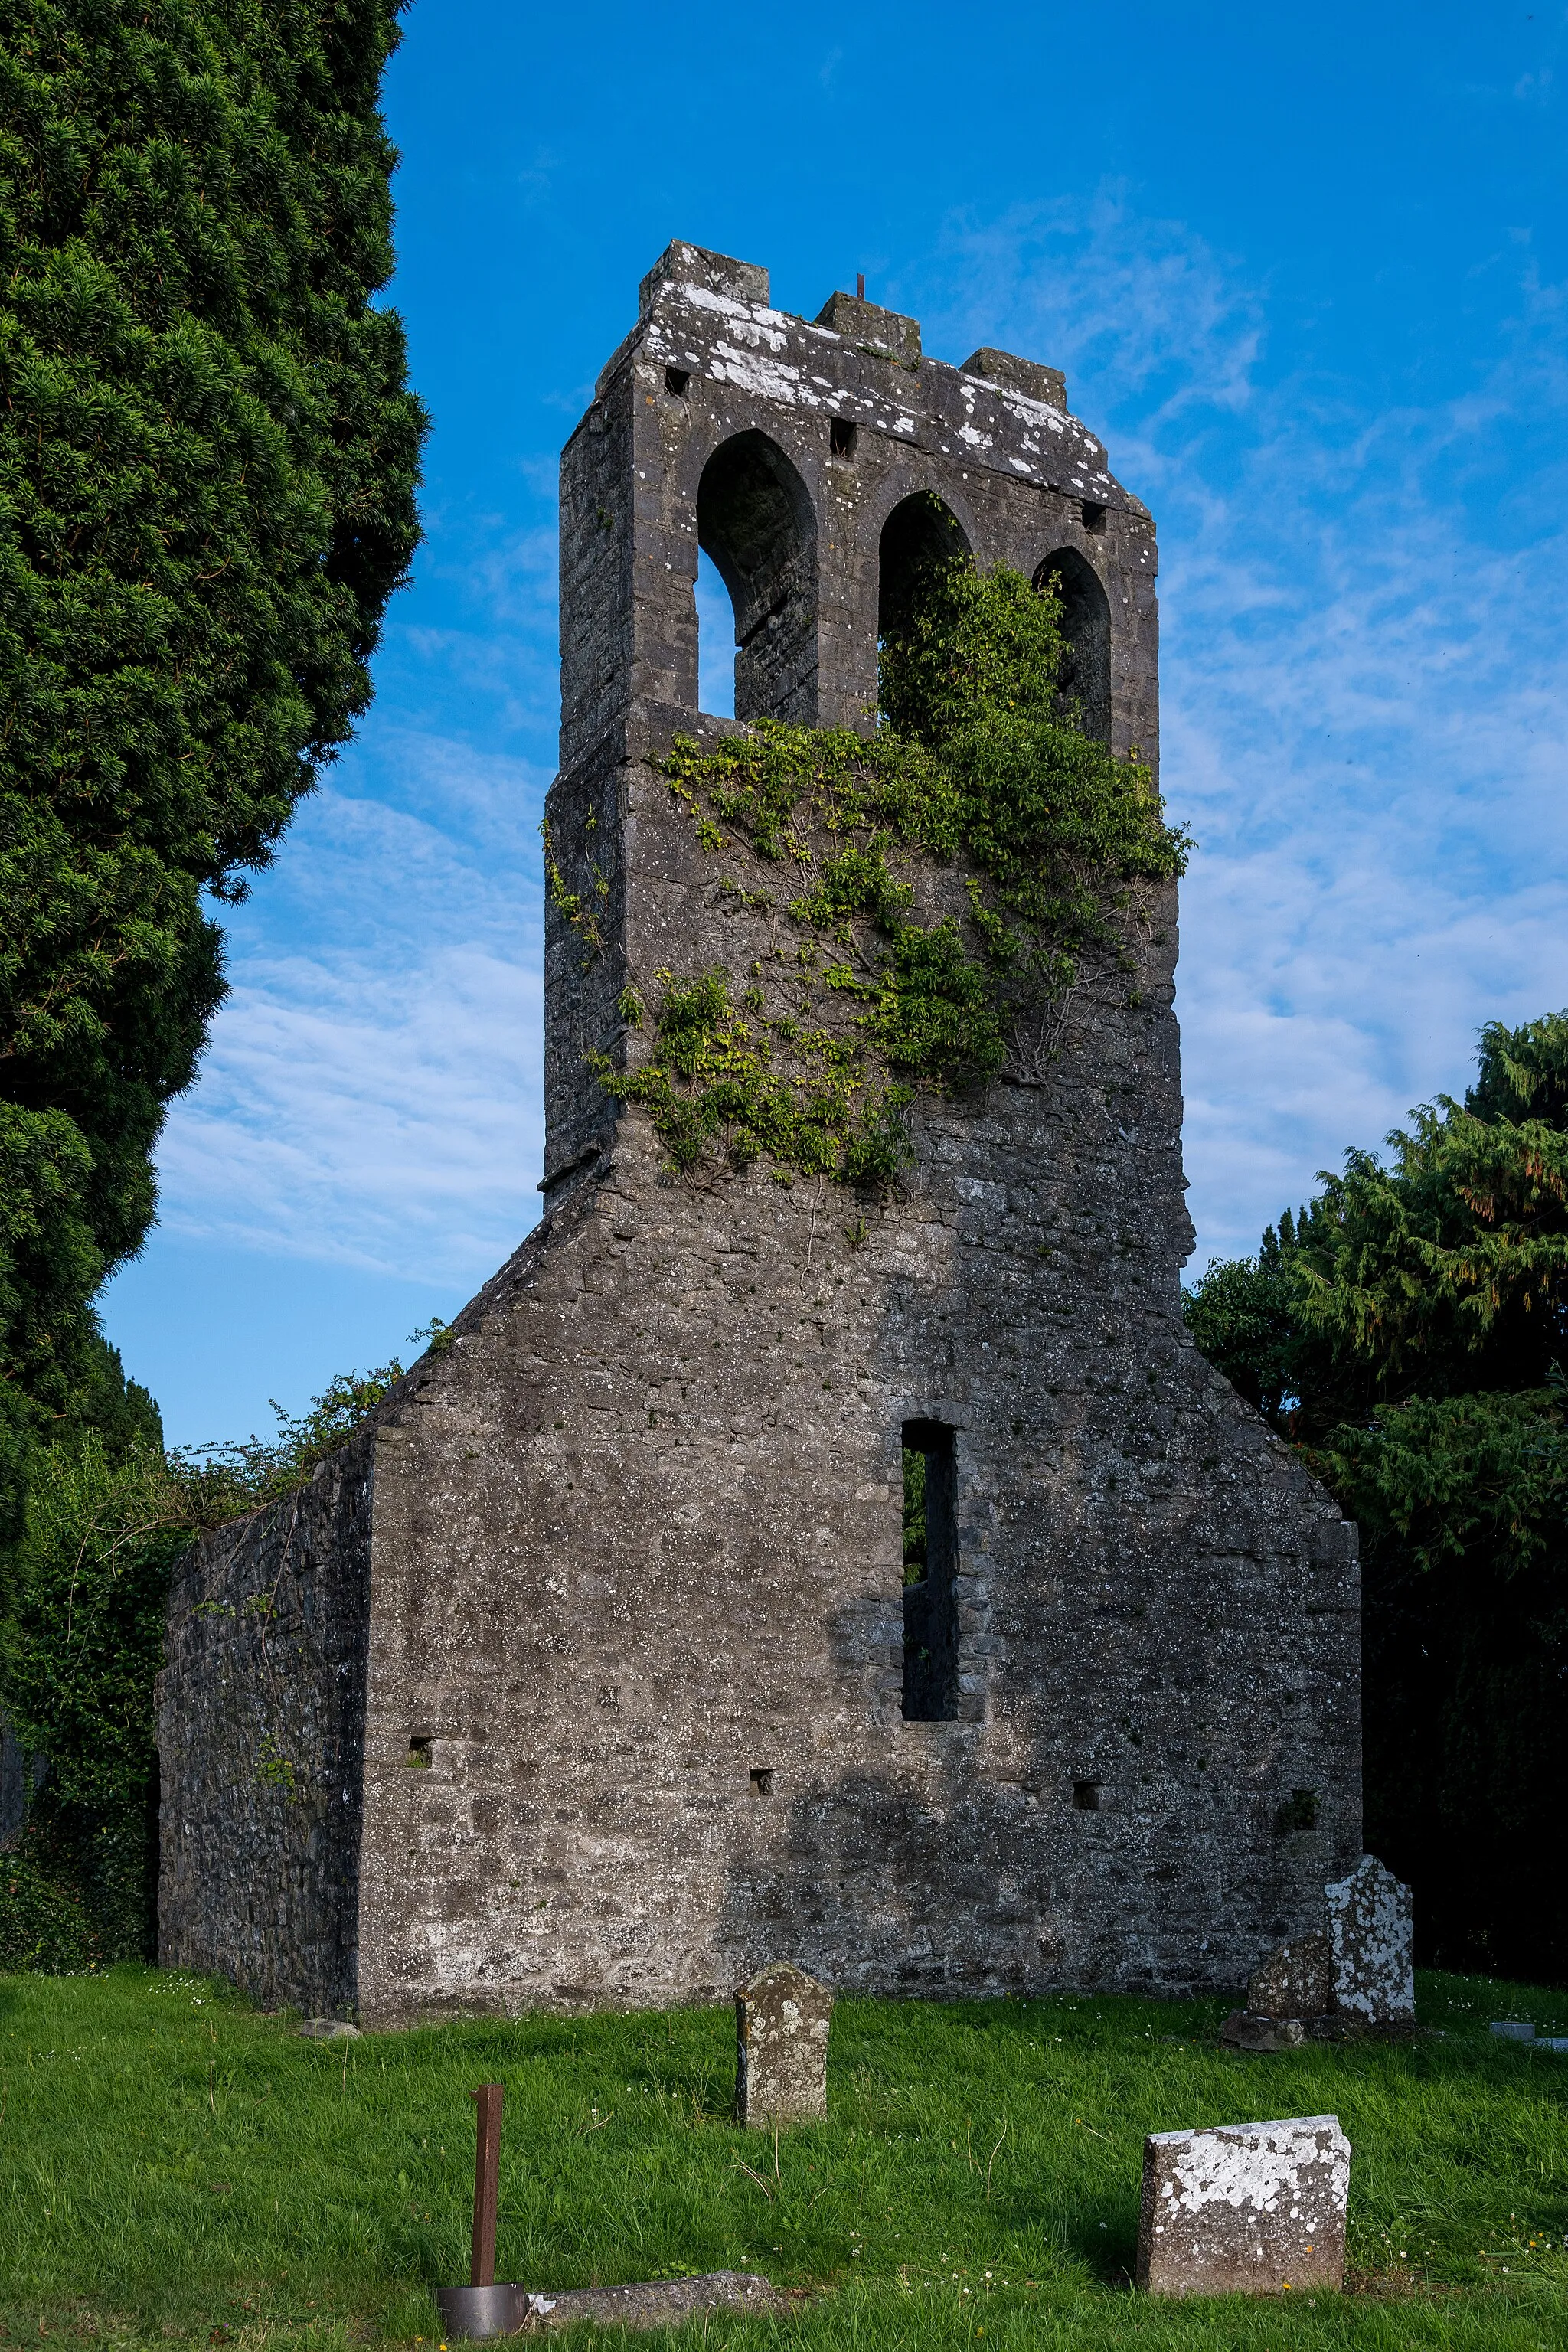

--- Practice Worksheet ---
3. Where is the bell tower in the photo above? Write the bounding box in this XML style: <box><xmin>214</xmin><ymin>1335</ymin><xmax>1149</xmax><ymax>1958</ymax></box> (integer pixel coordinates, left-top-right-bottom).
<box><xmin>544</xmin><ymin>241</ymin><xmax>1161</xmax><ymax>1185</ymax></box>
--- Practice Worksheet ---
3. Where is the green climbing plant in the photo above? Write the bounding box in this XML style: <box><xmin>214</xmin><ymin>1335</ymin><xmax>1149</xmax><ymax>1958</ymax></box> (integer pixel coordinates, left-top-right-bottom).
<box><xmin>591</xmin><ymin>552</ymin><xmax>1187</xmax><ymax>1185</ymax></box>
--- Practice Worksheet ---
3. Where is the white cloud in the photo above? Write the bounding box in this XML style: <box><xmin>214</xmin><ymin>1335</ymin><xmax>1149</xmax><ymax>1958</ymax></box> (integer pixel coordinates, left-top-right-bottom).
<box><xmin>920</xmin><ymin>194</ymin><xmax>1568</xmax><ymax>1267</ymax></box>
<box><xmin>152</xmin><ymin>730</ymin><xmax>547</xmax><ymax>1285</ymax></box>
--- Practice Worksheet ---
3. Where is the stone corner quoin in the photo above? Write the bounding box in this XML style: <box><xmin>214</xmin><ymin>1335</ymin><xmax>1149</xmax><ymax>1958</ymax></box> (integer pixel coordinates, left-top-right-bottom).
<box><xmin>156</xmin><ymin>240</ymin><xmax>1362</xmax><ymax>2028</ymax></box>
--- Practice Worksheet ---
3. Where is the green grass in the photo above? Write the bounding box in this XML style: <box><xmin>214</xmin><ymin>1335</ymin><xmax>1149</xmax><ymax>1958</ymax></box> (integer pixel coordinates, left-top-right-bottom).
<box><xmin>3</xmin><ymin>1968</ymin><xmax>1567</xmax><ymax>2350</ymax></box>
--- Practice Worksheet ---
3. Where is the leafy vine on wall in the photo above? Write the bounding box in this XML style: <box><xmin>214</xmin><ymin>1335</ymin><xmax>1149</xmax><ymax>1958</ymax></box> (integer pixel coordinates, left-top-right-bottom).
<box><xmin>554</xmin><ymin>553</ymin><xmax>1189</xmax><ymax>1187</ymax></box>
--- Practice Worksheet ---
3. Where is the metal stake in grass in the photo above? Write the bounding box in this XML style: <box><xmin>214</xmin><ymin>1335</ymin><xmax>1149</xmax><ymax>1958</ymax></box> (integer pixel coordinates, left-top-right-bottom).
<box><xmin>435</xmin><ymin>2083</ymin><xmax>524</xmax><ymax>2340</ymax></box>
<box><xmin>471</xmin><ymin>2084</ymin><xmax>502</xmax><ymax>2288</ymax></box>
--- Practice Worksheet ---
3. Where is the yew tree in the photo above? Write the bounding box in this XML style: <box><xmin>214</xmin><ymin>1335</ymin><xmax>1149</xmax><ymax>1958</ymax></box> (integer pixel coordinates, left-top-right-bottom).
<box><xmin>0</xmin><ymin>0</ymin><xmax>426</xmax><ymax>1527</ymax></box>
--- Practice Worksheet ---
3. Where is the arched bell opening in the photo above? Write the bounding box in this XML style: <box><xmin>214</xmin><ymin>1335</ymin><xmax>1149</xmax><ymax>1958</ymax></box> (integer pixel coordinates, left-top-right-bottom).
<box><xmin>1032</xmin><ymin>545</ymin><xmax>1112</xmax><ymax>744</ymax></box>
<box><xmin>877</xmin><ymin>491</ymin><xmax>973</xmax><ymax>645</ymax></box>
<box><xmin>695</xmin><ymin>431</ymin><xmax>818</xmax><ymax>724</ymax></box>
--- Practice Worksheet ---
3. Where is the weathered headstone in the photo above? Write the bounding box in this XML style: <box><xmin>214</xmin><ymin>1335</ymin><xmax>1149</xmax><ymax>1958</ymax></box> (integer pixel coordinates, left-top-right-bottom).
<box><xmin>1135</xmin><ymin>2114</ymin><xmax>1350</xmax><ymax>2297</ymax></box>
<box><xmin>734</xmin><ymin>1961</ymin><xmax>832</xmax><ymax>2127</ymax></box>
<box><xmin>1249</xmin><ymin>1932</ymin><xmax>1333</xmax><ymax>2020</ymax></box>
<box><xmin>1325</xmin><ymin>1854</ymin><xmax>1414</xmax><ymax>2024</ymax></box>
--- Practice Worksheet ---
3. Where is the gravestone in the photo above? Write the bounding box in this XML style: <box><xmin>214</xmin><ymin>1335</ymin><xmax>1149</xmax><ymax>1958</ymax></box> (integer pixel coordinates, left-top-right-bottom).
<box><xmin>735</xmin><ymin>1961</ymin><xmax>832</xmax><ymax>2126</ymax></box>
<box><xmin>1325</xmin><ymin>1855</ymin><xmax>1414</xmax><ymax>2024</ymax></box>
<box><xmin>1249</xmin><ymin>1932</ymin><xmax>1333</xmax><ymax>2020</ymax></box>
<box><xmin>1135</xmin><ymin>2114</ymin><xmax>1350</xmax><ymax>2297</ymax></box>
<box><xmin>1220</xmin><ymin>2011</ymin><xmax>1305</xmax><ymax>2053</ymax></box>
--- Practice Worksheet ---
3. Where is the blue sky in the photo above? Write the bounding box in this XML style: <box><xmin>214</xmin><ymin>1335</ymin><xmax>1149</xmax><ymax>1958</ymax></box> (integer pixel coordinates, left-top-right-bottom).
<box><xmin>101</xmin><ymin>0</ymin><xmax>1568</xmax><ymax>1447</ymax></box>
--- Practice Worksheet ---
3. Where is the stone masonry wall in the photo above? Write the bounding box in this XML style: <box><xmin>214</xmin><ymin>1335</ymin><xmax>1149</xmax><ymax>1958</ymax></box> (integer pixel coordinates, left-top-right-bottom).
<box><xmin>344</xmin><ymin>759</ymin><xmax>1358</xmax><ymax>2024</ymax></box>
<box><xmin>157</xmin><ymin>1432</ymin><xmax>375</xmax><ymax>2015</ymax></box>
<box><xmin>161</xmin><ymin>245</ymin><xmax>1360</xmax><ymax>2022</ymax></box>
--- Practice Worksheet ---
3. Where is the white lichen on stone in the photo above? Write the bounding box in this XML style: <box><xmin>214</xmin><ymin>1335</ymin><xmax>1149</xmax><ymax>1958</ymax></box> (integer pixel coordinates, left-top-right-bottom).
<box><xmin>1138</xmin><ymin>2115</ymin><xmax>1350</xmax><ymax>2297</ymax></box>
<box><xmin>1325</xmin><ymin>1854</ymin><xmax>1415</xmax><ymax>2021</ymax></box>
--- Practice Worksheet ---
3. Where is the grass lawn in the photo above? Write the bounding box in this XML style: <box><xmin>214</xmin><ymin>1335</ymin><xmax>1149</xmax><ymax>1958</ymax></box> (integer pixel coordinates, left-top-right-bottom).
<box><xmin>2</xmin><ymin>1967</ymin><xmax>1567</xmax><ymax>2350</ymax></box>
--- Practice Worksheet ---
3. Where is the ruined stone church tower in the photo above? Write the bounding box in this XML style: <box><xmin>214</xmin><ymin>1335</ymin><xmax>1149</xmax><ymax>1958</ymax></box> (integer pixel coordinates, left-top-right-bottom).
<box><xmin>158</xmin><ymin>246</ymin><xmax>1361</xmax><ymax>2024</ymax></box>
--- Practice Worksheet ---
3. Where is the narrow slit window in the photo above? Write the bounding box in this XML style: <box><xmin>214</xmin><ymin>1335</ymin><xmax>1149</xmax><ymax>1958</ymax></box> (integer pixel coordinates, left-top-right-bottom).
<box><xmin>1080</xmin><ymin>499</ymin><xmax>1106</xmax><ymax>534</ymax></box>
<box><xmin>665</xmin><ymin>364</ymin><xmax>691</xmax><ymax>397</ymax></box>
<box><xmin>901</xmin><ymin>1420</ymin><xmax>959</xmax><ymax>1721</ymax></box>
<box><xmin>830</xmin><ymin>416</ymin><xmax>858</xmax><ymax>458</ymax></box>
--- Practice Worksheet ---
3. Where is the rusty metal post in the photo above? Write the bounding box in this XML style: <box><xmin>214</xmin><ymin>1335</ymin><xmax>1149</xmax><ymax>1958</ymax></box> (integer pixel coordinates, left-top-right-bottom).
<box><xmin>470</xmin><ymin>2082</ymin><xmax>503</xmax><ymax>2288</ymax></box>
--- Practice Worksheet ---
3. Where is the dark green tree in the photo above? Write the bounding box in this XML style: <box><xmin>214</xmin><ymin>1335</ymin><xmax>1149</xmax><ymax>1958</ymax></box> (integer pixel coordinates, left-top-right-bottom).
<box><xmin>0</xmin><ymin>0</ymin><xmax>426</xmax><ymax>1533</ymax></box>
<box><xmin>1184</xmin><ymin>1014</ymin><xmax>1568</xmax><ymax>1978</ymax></box>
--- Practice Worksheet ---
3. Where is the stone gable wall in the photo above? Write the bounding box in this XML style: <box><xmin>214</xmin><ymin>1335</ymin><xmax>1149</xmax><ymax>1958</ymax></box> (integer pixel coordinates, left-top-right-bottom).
<box><xmin>157</xmin><ymin>1436</ymin><xmax>375</xmax><ymax>2015</ymax></box>
<box><xmin>345</xmin><ymin>918</ymin><xmax>1357</xmax><ymax>2021</ymax></box>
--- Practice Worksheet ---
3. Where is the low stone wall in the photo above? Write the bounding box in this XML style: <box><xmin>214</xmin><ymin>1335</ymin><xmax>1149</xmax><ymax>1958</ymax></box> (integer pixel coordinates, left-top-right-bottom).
<box><xmin>156</xmin><ymin>1433</ymin><xmax>375</xmax><ymax>2015</ymax></box>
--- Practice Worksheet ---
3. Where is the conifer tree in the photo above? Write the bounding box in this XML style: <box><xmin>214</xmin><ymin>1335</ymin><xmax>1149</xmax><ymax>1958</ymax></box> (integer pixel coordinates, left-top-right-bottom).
<box><xmin>0</xmin><ymin>0</ymin><xmax>426</xmax><ymax>1527</ymax></box>
<box><xmin>1185</xmin><ymin>1014</ymin><xmax>1568</xmax><ymax>1976</ymax></box>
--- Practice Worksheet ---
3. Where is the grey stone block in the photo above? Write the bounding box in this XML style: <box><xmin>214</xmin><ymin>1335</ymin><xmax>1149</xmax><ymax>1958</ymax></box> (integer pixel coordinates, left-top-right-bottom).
<box><xmin>639</xmin><ymin>243</ymin><xmax>768</xmax><ymax>318</ymax></box>
<box><xmin>962</xmin><ymin>348</ymin><xmax>1067</xmax><ymax>412</ymax></box>
<box><xmin>814</xmin><ymin>290</ymin><xmax>921</xmax><ymax>367</ymax></box>
<box><xmin>1220</xmin><ymin>2011</ymin><xmax>1305</xmax><ymax>2052</ymax></box>
<box><xmin>1135</xmin><ymin>2115</ymin><xmax>1350</xmax><ymax>2296</ymax></box>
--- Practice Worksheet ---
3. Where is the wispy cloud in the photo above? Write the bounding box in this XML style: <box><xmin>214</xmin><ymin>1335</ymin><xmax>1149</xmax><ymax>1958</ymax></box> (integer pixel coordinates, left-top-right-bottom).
<box><xmin>923</xmin><ymin>194</ymin><xmax>1568</xmax><ymax>1266</ymax></box>
<box><xmin>152</xmin><ymin>730</ymin><xmax>547</xmax><ymax>1283</ymax></box>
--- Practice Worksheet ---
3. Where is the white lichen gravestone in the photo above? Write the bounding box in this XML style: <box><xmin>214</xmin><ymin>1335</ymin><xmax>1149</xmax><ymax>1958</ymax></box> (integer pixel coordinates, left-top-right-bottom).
<box><xmin>1135</xmin><ymin>2115</ymin><xmax>1351</xmax><ymax>2296</ymax></box>
<box><xmin>1325</xmin><ymin>1854</ymin><xmax>1415</xmax><ymax>2024</ymax></box>
<box><xmin>734</xmin><ymin>1961</ymin><xmax>833</xmax><ymax>2126</ymax></box>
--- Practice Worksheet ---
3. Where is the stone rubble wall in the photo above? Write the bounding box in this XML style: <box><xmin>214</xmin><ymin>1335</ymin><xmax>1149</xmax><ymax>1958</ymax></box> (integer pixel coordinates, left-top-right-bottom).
<box><xmin>157</xmin><ymin>1434</ymin><xmax>375</xmax><ymax>2015</ymax></box>
<box><xmin>341</xmin><ymin>772</ymin><xmax>1358</xmax><ymax>2020</ymax></box>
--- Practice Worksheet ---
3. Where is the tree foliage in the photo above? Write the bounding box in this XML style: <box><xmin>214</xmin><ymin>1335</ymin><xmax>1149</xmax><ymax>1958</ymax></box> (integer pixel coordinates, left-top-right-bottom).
<box><xmin>584</xmin><ymin>554</ymin><xmax>1187</xmax><ymax>1185</ymax></box>
<box><xmin>0</xmin><ymin>0</ymin><xmax>426</xmax><ymax>1534</ymax></box>
<box><xmin>0</xmin><ymin>1327</ymin><xmax>433</xmax><ymax>1965</ymax></box>
<box><xmin>1184</xmin><ymin>1013</ymin><xmax>1568</xmax><ymax>1978</ymax></box>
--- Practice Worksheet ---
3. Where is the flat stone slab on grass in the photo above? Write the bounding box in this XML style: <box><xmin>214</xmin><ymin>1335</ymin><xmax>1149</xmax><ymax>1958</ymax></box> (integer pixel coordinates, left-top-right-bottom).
<box><xmin>1136</xmin><ymin>2114</ymin><xmax>1350</xmax><ymax>2297</ymax></box>
<box><xmin>524</xmin><ymin>2273</ymin><xmax>788</xmax><ymax>2331</ymax></box>
<box><xmin>1491</xmin><ymin>2020</ymin><xmax>1568</xmax><ymax>2053</ymax></box>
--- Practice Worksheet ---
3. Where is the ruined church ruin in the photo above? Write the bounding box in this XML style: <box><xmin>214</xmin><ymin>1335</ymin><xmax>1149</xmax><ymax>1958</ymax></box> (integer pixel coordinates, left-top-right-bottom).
<box><xmin>158</xmin><ymin>245</ymin><xmax>1361</xmax><ymax>2025</ymax></box>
